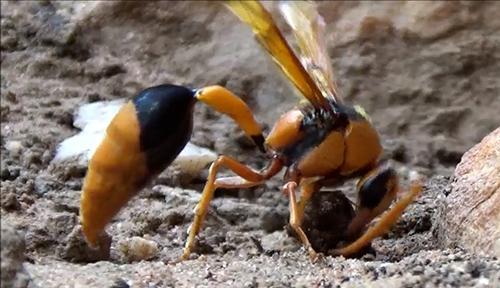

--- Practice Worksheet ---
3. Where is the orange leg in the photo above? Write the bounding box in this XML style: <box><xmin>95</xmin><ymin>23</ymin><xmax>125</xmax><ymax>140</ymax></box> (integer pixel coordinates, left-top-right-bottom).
<box><xmin>295</xmin><ymin>178</ymin><xmax>321</xmax><ymax>226</ymax></box>
<box><xmin>181</xmin><ymin>156</ymin><xmax>282</xmax><ymax>260</ymax></box>
<box><xmin>283</xmin><ymin>181</ymin><xmax>319</xmax><ymax>261</ymax></box>
<box><xmin>345</xmin><ymin>167</ymin><xmax>399</xmax><ymax>240</ymax></box>
<box><xmin>334</xmin><ymin>181</ymin><xmax>422</xmax><ymax>257</ymax></box>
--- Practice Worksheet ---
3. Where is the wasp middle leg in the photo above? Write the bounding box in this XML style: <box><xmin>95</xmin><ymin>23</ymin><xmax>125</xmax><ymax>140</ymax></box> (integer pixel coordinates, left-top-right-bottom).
<box><xmin>182</xmin><ymin>156</ymin><xmax>282</xmax><ymax>260</ymax></box>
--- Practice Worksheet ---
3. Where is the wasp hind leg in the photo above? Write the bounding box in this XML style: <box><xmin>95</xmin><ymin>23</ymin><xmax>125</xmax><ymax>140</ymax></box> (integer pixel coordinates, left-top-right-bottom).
<box><xmin>181</xmin><ymin>156</ymin><xmax>282</xmax><ymax>260</ymax></box>
<box><xmin>333</xmin><ymin>166</ymin><xmax>422</xmax><ymax>257</ymax></box>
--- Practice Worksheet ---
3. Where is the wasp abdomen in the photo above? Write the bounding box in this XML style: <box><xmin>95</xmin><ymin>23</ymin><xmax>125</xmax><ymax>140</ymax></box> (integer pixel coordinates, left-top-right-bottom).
<box><xmin>80</xmin><ymin>84</ymin><xmax>196</xmax><ymax>247</ymax></box>
<box><xmin>81</xmin><ymin>101</ymin><xmax>148</xmax><ymax>246</ymax></box>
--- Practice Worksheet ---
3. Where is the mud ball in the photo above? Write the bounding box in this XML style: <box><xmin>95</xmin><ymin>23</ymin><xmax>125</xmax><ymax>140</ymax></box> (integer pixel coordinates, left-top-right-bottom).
<box><xmin>287</xmin><ymin>190</ymin><xmax>355</xmax><ymax>253</ymax></box>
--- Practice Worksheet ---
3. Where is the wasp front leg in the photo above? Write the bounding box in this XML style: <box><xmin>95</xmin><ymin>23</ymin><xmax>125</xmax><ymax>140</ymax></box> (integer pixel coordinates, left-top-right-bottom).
<box><xmin>182</xmin><ymin>156</ymin><xmax>282</xmax><ymax>260</ymax></box>
<box><xmin>282</xmin><ymin>179</ymin><xmax>322</xmax><ymax>261</ymax></box>
<box><xmin>295</xmin><ymin>178</ymin><xmax>321</xmax><ymax>225</ymax></box>
<box><xmin>334</xmin><ymin>166</ymin><xmax>422</xmax><ymax>256</ymax></box>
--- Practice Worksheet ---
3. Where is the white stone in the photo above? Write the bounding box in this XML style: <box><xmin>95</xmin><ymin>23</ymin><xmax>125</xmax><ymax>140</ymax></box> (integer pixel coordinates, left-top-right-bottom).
<box><xmin>53</xmin><ymin>99</ymin><xmax>216</xmax><ymax>176</ymax></box>
<box><xmin>118</xmin><ymin>236</ymin><xmax>159</xmax><ymax>262</ymax></box>
<box><xmin>5</xmin><ymin>141</ymin><xmax>23</xmax><ymax>156</ymax></box>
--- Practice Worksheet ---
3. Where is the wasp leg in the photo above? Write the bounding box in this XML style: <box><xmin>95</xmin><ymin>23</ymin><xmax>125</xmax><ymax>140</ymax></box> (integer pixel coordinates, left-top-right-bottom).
<box><xmin>283</xmin><ymin>181</ymin><xmax>319</xmax><ymax>261</ymax></box>
<box><xmin>182</xmin><ymin>156</ymin><xmax>282</xmax><ymax>260</ymax></box>
<box><xmin>334</xmin><ymin>168</ymin><xmax>422</xmax><ymax>257</ymax></box>
<box><xmin>295</xmin><ymin>178</ymin><xmax>321</xmax><ymax>226</ymax></box>
<box><xmin>345</xmin><ymin>167</ymin><xmax>399</xmax><ymax>240</ymax></box>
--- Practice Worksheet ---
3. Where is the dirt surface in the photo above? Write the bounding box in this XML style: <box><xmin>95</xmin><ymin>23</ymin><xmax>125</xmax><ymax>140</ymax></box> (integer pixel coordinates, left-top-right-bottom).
<box><xmin>1</xmin><ymin>1</ymin><xmax>500</xmax><ymax>287</ymax></box>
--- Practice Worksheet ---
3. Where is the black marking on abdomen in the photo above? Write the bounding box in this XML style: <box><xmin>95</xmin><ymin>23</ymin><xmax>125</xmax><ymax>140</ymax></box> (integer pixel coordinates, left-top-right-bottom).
<box><xmin>133</xmin><ymin>84</ymin><xmax>196</xmax><ymax>174</ymax></box>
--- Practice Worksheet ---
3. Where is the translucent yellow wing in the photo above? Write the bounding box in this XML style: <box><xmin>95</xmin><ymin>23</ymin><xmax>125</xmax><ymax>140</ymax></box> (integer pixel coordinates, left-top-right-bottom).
<box><xmin>279</xmin><ymin>1</ymin><xmax>342</xmax><ymax>103</ymax></box>
<box><xmin>225</xmin><ymin>0</ymin><xmax>329</xmax><ymax>109</ymax></box>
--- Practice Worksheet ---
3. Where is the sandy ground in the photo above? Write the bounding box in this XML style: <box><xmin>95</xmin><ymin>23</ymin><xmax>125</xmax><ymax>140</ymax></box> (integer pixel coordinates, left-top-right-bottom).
<box><xmin>1</xmin><ymin>1</ymin><xmax>500</xmax><ymax>287</ymax></box>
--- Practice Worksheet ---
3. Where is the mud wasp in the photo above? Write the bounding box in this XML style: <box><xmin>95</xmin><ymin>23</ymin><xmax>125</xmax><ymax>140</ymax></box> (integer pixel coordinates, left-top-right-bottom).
<box><xmin>80</xmin><ymin>1</ymin><xmax>421</xmax><ymax>261</ymax></box>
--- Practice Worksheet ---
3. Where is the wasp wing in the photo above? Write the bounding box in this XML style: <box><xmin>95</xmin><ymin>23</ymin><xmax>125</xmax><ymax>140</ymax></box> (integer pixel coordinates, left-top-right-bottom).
<box><xmin>279</xmin><ymin>1</ymin><xmax>342</xmax><ymax>104</ymax></box>
<box><xmin>226</xmin><ymin>0</ymin><xmax>328</xmax><ymax>109</ymax></box>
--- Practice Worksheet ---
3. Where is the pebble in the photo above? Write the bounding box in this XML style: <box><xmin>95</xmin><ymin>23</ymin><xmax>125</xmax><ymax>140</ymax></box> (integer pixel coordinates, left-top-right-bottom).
<box><xmin>260</xmin><ymin>210</ymin><xmax>285</xmax><ymax>233</ymax></box>
<box><xmin>1</xmin><ymin>221</ymin><xmax>29</xmax><ymax>287</ymax></box>
<box><xmin>4</xmin><ymin>90</ymin><xmax>17</xmax><ymax>103</ymax></box>
<box><xmin>1</xmin><ymin>193</ymin><xmax>20</xmax><ymax>211</ymax></box>
<box><xmin>58</xmin><ymin>225</ymin><xmax>111</xmax><ymax>262</ymax></box>
<box><xmin>5</xmin><ymin>141</ymin><xmax>23</xmax><ymax>156</ymax></box>
<box><xmin>0</xmin><ymin>166</ymin><xmax>20</xmax><ymax>181</ymax></box>
<box><xmin>119</xmin><ymin>236</ymin><xmax>159</xmax><ymax>262</ymax></box>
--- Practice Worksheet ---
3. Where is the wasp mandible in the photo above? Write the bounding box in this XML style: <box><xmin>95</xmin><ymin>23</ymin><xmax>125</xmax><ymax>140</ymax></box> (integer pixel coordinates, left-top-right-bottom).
<box><xmin>79</xmin><ymin>0</ymin><xmax>421</xmax><ymax>261</ymax></box>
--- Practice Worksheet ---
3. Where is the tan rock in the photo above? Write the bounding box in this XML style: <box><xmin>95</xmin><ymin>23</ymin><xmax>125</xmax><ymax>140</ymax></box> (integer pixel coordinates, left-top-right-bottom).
<box><xmin>119</xmin><ymin>236</ymin><xmax>159</xmax><ymax>262</ymax></box>
<box><xmin>437</xmin><ymin>127</ymin><xmax>500</xmax><ymax>257</ymax></box>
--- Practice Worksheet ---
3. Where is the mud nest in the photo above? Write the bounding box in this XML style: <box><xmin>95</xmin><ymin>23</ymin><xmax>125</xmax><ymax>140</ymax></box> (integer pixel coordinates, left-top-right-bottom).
<box><xmin>288</xmin><ymin>190</ymin><xmax>374</xmax><ymax>257</ymax></box>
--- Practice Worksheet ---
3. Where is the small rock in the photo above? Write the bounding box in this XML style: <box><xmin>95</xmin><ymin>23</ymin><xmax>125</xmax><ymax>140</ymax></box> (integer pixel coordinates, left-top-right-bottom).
<box><xmin>161</xmin><ymin>186</ymin><xmax>200</xmax><ymax>208</ymax></box>
<box><xmin>34</xmin><ymin>177</ymin><xmax>53</xmax><ymax>196</ymax></box>
<box><xmin>22</xmin><ymin>150</ymin><xmax>42</xmax><ymax>167</ymax></box>
<box><xmin>5</xmin><ymin>141</ymin><xmax>23</xmax><ymax>157</ymax></box>
<box><xmin>111</xmin><ymin>279</ymin><xmax>131</xmax><ymax>288</ymax></box>
<box><xmin>4</xmin><ymin>90</ymin><xmax>17</xmax><ymax>103</ymax></box>
<box><xmin>436</xmin><ymin>128</ymin><xmax>500</xmax><ymax>257</ymax></box>
<box><xmin>58</xmin><ymin>225</ymin><xmax>111</xmax><ymax>262</ymax></box>
<box><xmin>85</xmin><ymin>92</ymin><xmax>102</xmax><ymax>103</ymax></box>
<box><xmin>56</xmin><ymin>111</ymin><xmax>74</xmax><ymax>127</ymax></box>
<box><xmin>260</xmin><ymin>231</ymin><xmax>299</xmax><ymax>253</ymax></box>
<box><xmin>1</xmin><ymin>221</ymin><xmax>30</xmax><ymax>288</ymax></box>
<box><xmin>40</xmin><ymin>150</ymin><xmax>52</xmax><ymax>166</ymax></box>
<box><xmin>172</xmin><ymin>142</ymin><xmax>217</xmax><ymax>177</ymax></box>
<box><xmin>1</xmin><ymin>192</ymin><xmax>20</xmax><ymax>211</ymax></box>
<box><xmin>100</xmin><ymin>64</ymin><xmax>126</xmax><ymax>78</ymax></box>
<box><xmin>261</xmin><ymin>210</ymin><xmax>286</xmax><ymax>233</ymax></box>
<box><xmin>0</xmin><ymin>34</ymin><xmax>18</xmax><ymax>51</ymax></box>
<box><xmin>118</xmin><ymin>236</ymin><xmax>159</xmax><ymax>262</ymax></box>
<box><xmin>25</xmin><ymin>210</ymin><xmax>78</xmax><ymax>254</ymax></box>
<box><xmin>191</xmin><ymin>238</ymin><xmax>215</xmax><ymax>256</ymax></box>
<box><xmin>391</xmin><ymin>143</ymin><xmax>408</xmax><ymax>163</ymax></box>
<box><xmin>0</xmin><ymin>166</ymin><xmax>20</xmax><ymax>181</ymax></box>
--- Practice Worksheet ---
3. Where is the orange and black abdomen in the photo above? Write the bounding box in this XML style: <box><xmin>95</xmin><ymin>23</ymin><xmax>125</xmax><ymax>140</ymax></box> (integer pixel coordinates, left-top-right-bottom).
<box><xmin>80</xmin><ymin>84</ymin><xmax>196</xmax><ymax>246</ymax></box>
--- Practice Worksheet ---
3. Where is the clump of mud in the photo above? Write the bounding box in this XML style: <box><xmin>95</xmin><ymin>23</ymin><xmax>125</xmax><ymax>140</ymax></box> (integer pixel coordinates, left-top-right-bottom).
<box><xmin>301</xmin><ymin>191</ymin><xmax>356</xmax><ymax>254</ymax></box>
<box><xmin>1</xmin><ymin>1</ymin><xmax>500</xmax><ymax>287</ymax></box>
<box><xmin>285</xmin><ymin>190</ymin><xmax>359</xmax><ymax>256</ymax></box>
